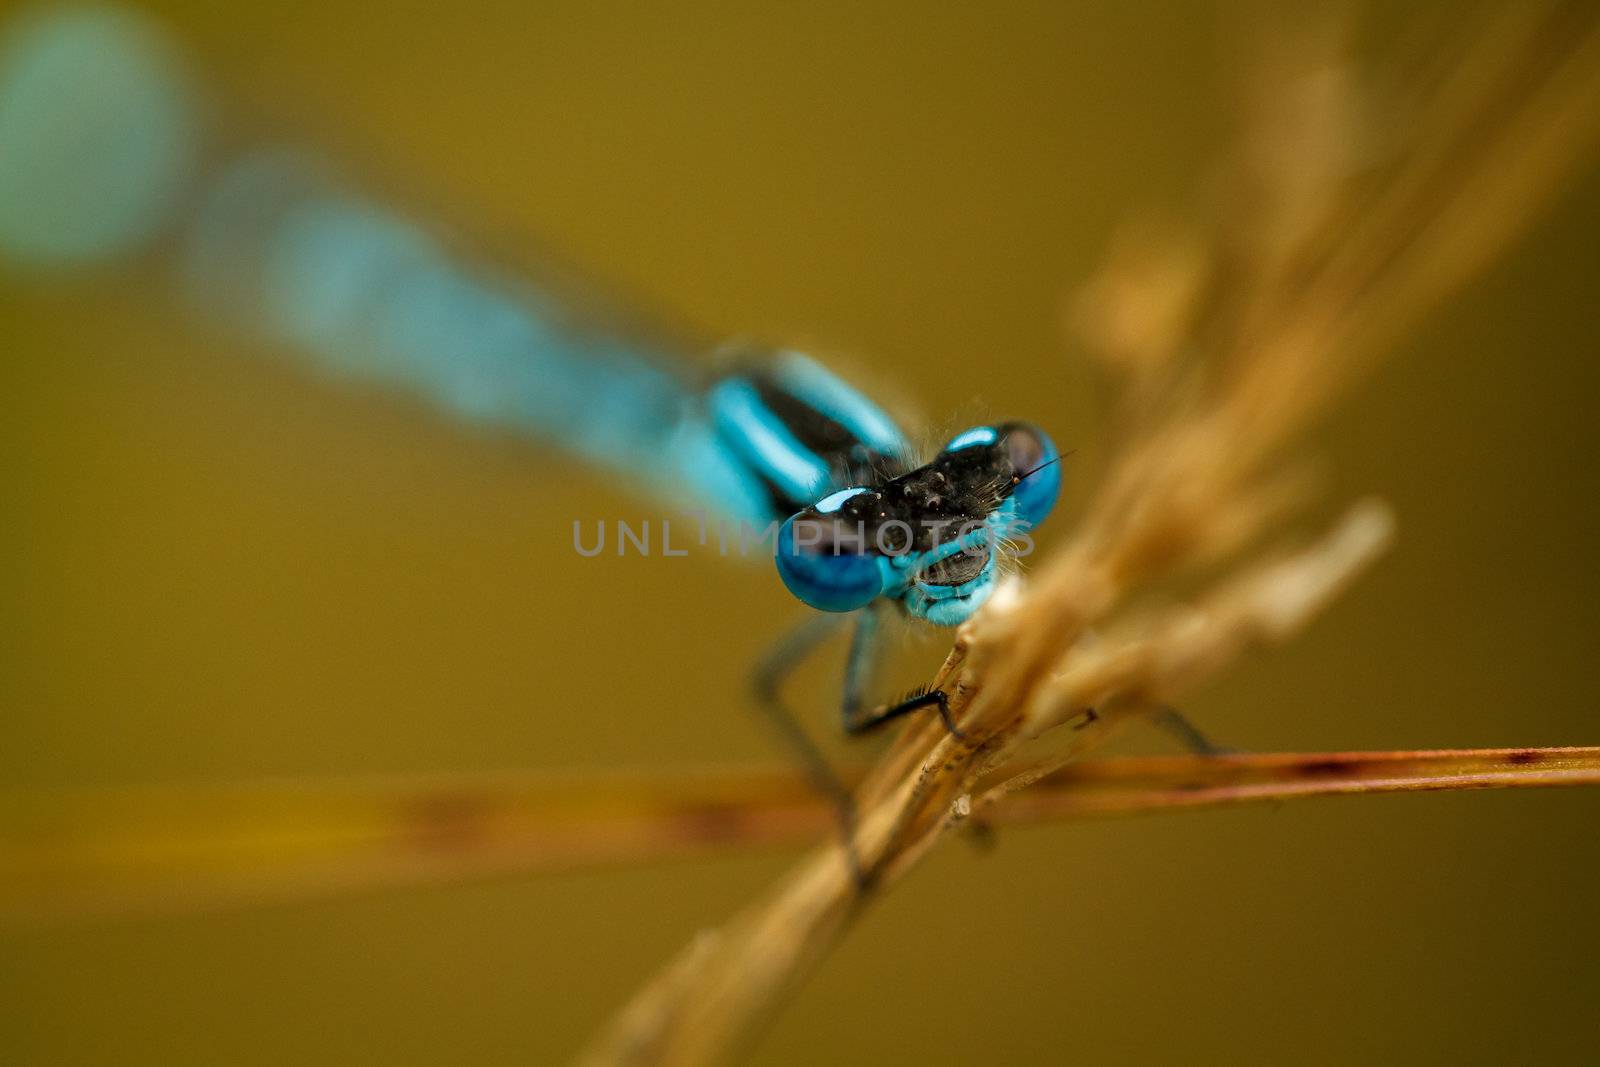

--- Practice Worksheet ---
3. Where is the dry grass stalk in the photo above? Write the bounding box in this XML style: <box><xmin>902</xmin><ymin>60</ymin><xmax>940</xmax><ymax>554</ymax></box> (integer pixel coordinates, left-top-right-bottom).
<box><xmin>580</xmin><ymin>7</ymin><xmax>1600</xmax><ymax>1064</ymax></box>
<box><xmin>10</xmin><ymin>742</ymin><xmax>1594</xmax><ymax>929</ymax></box>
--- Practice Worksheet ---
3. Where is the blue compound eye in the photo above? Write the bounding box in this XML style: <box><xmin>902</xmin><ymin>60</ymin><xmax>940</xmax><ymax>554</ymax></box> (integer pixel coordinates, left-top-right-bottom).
<box><xmin>775</xmin><ymin>512</ymin><xmax>883</xmax><ymax>612</ymax></box>
<box><xmin>997</xmin><ymin>421</ymin><xmax>1061</xmax><ymax>529</ymax></box>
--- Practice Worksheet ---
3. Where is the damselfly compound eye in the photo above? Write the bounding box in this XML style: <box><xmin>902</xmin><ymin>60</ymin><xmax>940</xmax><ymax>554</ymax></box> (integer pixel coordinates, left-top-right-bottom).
<box><xmin>997</xmin><ymin>422</ymin><xmax>1061</xmax><ymax>530</ymax></box>
<box><xmin>775</xmin><ymin>512</ymin><xmax>883</xmax><ymax>612</ymax></box>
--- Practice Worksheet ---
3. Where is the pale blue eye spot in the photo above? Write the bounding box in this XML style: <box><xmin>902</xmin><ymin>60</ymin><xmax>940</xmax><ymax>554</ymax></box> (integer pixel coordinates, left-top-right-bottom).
<box><xmin>814</xmin><ymin>487</ymin><xmax>868</xmax><ymax>514</ymax></box>
<box><xmin>945</xmin><ymin>426</ymin><xmax>997</xmax><ymax>452</ymax></box>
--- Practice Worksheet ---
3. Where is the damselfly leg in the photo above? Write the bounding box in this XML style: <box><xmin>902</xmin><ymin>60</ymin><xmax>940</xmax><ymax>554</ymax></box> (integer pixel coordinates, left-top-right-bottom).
<box><xmin>752</xmin><ymin>614</ymin><xmax>853</xmax><ymax>809</ymax></box>
<box><xmin>1149</xmin><ymin>705</ymin><xmax>1234</xmax><ymax>756</ymax></box>
<box><xmin>753</xmin><ymin>607</ymin><xmax>968</xmax><ymax>887</ymax></box>
<box><xmin>839</xmin><ymin>604</ymin><xmax>964</xmax><ymax>737</ymax></box>
<box><xmin>845</xmin><ymin>687</ymin><xmax>963</xmax><ymax>738</ymax></box>
<box><xmin>1071</xmin><ymin>705</ymin><xmax>1229</xmax><ymax>753</ymax></box>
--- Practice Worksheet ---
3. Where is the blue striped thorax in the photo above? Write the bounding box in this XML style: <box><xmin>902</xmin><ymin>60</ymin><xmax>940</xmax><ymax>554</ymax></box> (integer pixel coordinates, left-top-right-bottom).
<box><xmin>709</xmin><ymin>353</ymin><xmax>1062</xmax><ymax>627</ymax></box>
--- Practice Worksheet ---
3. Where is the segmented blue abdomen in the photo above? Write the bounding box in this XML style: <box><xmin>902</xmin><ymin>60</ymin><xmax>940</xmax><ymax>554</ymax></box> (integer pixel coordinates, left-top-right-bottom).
<box><xmin>180</xmin><ymin>149</ymin><xmax>776</xmax><ymax>525</ymax></box>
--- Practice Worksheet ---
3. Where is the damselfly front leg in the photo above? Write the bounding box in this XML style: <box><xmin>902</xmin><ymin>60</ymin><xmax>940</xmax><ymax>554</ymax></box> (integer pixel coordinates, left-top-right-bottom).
<box><xmin>839</xmin><ymin>605</ymin><xmax>964</xmax><ymax>738</ymax></box>
<box><xmin>845</xmin><ymin>687</ymin><xmax>963</xmax><ymax>738</ymax></box>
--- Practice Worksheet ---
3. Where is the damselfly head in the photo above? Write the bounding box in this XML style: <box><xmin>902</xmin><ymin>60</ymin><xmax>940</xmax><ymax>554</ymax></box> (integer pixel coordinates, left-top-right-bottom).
<box><xmin>774</xmin><ymin>421</ymin><xmax>1063</xmax><ymax>625</ymax></box>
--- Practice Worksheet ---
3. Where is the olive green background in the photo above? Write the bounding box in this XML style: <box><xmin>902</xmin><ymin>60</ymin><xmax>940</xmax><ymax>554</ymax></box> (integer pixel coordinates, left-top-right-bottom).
<box><xmin>4</xmin><ymin>1</ymin><xmax>1598</xmax><ymax>1063</ymax></box>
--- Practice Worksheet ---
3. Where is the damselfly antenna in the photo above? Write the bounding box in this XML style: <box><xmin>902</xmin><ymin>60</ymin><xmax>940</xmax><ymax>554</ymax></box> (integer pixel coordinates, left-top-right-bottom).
<box><xmin>1012</xmin><ymin>448</ymin><xmax>1073</xmax><ymax>489</ymax></box>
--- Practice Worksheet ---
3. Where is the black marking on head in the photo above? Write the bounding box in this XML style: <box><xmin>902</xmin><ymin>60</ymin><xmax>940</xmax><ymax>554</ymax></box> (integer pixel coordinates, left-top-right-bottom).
<box><xmin>808</xmin><ymin>438</ymin><xmax>1015</xmax><ymax>559</ymax></box>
